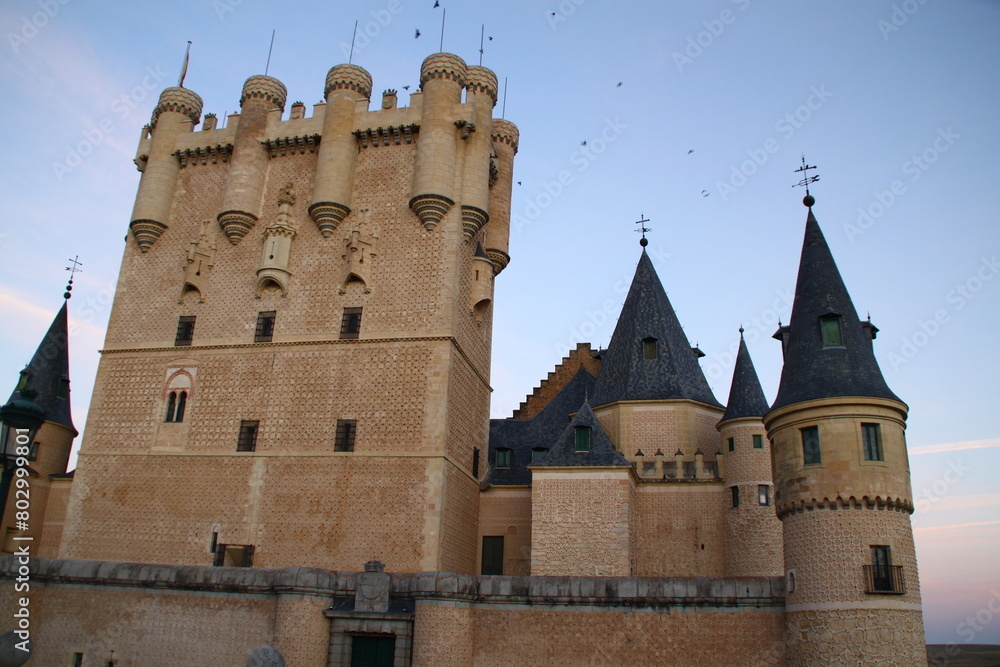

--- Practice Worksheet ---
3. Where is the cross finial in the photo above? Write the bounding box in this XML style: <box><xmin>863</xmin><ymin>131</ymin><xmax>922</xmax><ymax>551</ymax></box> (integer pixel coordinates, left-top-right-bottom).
<box><xmin>634</xmin><ymin>213</ymin><xmax>651</xmax><ymax>247</ymax></box>
<box><xmin>793</xmin><ymin>155</ymin><xmax>819</xmax><ymax>206</ymax></box>
<box><xmin>64</xmin><ymin>255</ymin><xmax>82</xmax><ymax>300</ymax></box>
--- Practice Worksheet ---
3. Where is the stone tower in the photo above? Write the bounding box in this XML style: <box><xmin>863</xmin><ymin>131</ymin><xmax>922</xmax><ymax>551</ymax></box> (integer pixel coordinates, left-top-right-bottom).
<box><xmin>717</xmin><ymin>329</ymin><xmax>783</xmax><ymax>577</ymax></box>
<box><xmin>60</xmin><ymin>53</ymin><xmax>517</xmax><ymax>574</ymax></box>
<box><xmin>765</xmin><ymin>198</ymin><xmax>925</xmax><ymax>665</ymax></box>
<box><xmin>2</xmin><ymin>299</ymin><xmax>77</xmax><ymax>555</ymax></box>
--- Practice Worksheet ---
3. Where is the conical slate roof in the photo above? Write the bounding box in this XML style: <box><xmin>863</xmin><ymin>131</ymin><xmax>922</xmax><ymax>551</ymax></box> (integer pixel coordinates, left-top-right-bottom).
<box><xmin>770</xmin><ymin>206</ymin><xmax>900</xmax><ymax>411</ymax></box>
<box><xmin>532</xmin><ymin>401</ymin><xmax>629</xmax><ymax>468</ymax></box>
<box><xmin>592</xmin><ymin>250</ymin><xmax>721</xmax><ymax>408</ymax></box>
<box><xmin>7</xmin><ymin>301</ymin><xmax>76</xmax><ymax>433</ymax></box>
<box><xmin>721</xmin><ymin>331</ymin><xmax>769</xmax><ymax>421</ymax></box>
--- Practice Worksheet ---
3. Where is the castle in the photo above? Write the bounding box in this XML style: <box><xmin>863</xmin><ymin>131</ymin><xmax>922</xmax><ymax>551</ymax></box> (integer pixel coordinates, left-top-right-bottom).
<box><xmin>0</xmin><ymin>52</ymin><xmax>926</xmax><ymax>666</ymax></box>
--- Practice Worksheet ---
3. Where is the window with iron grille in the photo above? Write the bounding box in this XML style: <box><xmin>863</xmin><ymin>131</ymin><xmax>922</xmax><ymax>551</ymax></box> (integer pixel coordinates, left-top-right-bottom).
<box><xmin>255</xmin><ymin>311</ymin><xmax>276</xmax><ymax>343</ymax></box>
<box><xmin>802</xmin><ymin>426</ymin><xmax>821</xmax><ymax>465</ymax></box>
<box><xmin>175</xmin><ymin>315</ymin><xmax>196</xmax><ymax>346</ymax></box>
<box><xmin>862</xmin><ymin>423</ymin><xmax>884</xmax><ymax>461</ymax></box>
<box><xmin>864</xmin><ymin>545</ymin><xmax>905</xmax><ymax>594</ymax></box>
<box><xmin>237</xmin><ymin>420</ymin><xmax>259</xmax><ymax>452</ymax></box>
<box><xmin>340</xmin><ymin>307</ymin><xmax>362</xmax><ymax>340</ymax></box>
<box><xmin>334</xmin><ymin>419</ymin><xmax>357</xmax><ymax>452</ymax></box>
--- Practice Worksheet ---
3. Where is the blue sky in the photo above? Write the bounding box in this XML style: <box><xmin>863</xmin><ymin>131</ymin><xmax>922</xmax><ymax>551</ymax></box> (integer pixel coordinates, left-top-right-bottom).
<box><xmin>1</xmin><ymin>0</ymin><xmax>998</xmax><ymax>645</ymax></box>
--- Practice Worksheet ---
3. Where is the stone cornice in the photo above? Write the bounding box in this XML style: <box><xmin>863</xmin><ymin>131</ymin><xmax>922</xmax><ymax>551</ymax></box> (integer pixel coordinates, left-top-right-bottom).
<box><xmin>262</xmin><ymin>134</ymin><xmax>321</xmax><ymax>158</ymax></box>
<box><xmin>354</xmin><ymin>124</ymin><xmax>418</xmax><ymax>148</ymax></box>
<box><xmin>777</xmin><ymin>494</ymin><xmax>914</xmax><ymax>520</ymax></box>
<box><xmin>173</xmin><ymin>144</ymin><xmax>233</xmax><ymax>167</ymax></box>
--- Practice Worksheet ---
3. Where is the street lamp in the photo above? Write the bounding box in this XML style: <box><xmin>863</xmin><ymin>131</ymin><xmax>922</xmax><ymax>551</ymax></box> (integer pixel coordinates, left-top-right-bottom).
<box><xmin>0</xmin><ymin>389</ymin><xmax>46</xmax><ymax>533</ymax></box>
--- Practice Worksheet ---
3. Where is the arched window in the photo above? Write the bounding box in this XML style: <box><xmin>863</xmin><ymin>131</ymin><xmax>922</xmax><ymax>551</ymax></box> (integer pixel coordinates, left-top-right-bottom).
<box><xmin>163</xmin><ymin>368</ymin><xmax>194</xmax><ymax>424</ymax></box>
<box><xmin>165</xmin><ymin>392</ymin><xmax>177</xmax><ymax>422</ymax></box>
<box><xmin>175</xmin><ymin>391</ymin><xmax>187</xmax><ymax>422</ymax></box>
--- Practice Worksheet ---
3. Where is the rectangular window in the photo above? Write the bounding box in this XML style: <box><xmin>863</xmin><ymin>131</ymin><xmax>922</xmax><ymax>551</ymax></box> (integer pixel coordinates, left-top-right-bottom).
<box><xmin>575</xmin><ymin>426</ymin><xmax>591</xmax><ymax>452</ymax></box>
<box><xmin>531</xmin><ymin>448</ymin><xmax>548</xmax><ymax>464</ymax></box>
<box><xmin>472</xmin><ymin>447</ymin><xmax>480</xmax><ymax>478</ymax></box>
<box><xmin>57</xmin><ymin>377</ymin><xmax>70</xmax><ymax>399</ymax></box>
<box><xmin>481</xmin><ymin>535</ymin><xmax>504</xmax><ymax>575</ymax></box>
<box><xmin>727</xmin><ymin>437</ymin><xmax>735</xmax><ymax>452</ymax></box>
<box><xmin>213</xmin><ymin>543</ymin><xmax>255</xmax><ymax>567</ymax></box>
<box><xmin>495</xmin><ymin>448</ymin><xmax>511</xmax><ymax>469</ymax></box>
<box><xmin>820</xmin><ymin>315</ymin><xmax>843</xmax><ymax>347</ymax></box>
<box><xmin>753</xmin><ymin>434</ymin><xmax>763</xmax><ymax>449</ymax></box>
<box><xmin>758</xmin><ymin>484</ymin><xmax>770</xmax><ymax>506</ymax></box>
<box><xmin>73</xmin><ymin>654</ymin><xmax>84</xmax><ymax>667</ymax></box>
<box><xmin>802</xmin><ymin>426</ymin><xmax>821</xmax><ymax>465</ymax></box>
<box><xmin>351</xmin><ymin>636</ymin><xmax>396</xmax><ymax>665</ymax></box>
<box><xmin>864</xmin><ymin>545</ymin><xmax>905</xmax><ymax>594</ymax></box>
<box><xmin>340</xmin><ymin>307</ymin><xmax>362</xmax><ymax>340</ymax></box>
<box><xmin>731</xmin><ymin>485</ymin><xmax>740</xmax><ymax>508</ymax></box>
<box><xmin>335</xmin><ymin>419</ymin><xmax>357</xmax><ymax>452</ymax></box>
<box><xmin>175</xmin><ymin>315</ymin><xmax>196</xmax><ymax>346</ymax></box>
<box><xmin>642</xmin><ymin>337</ymin><xmax>657</xmax><ymax>359</ymax></box>
<box><xmin>255</xmin><ymin>311</ymin><xmax>276</xmax><ymax>343</ymax></box>
<box><xmin>27</xmin><ymin>441</ymin><xmax>39</xmax><ymax>462</ymax></box>
<box><xmin>237</xmin><ymin>420</ymin><xmax>259</xmax><ymax>452</ymax></box>
<box><xmin>862</xmin><ymin>423</ymin><xmax>883</xmax><ymax>461</ymax></box>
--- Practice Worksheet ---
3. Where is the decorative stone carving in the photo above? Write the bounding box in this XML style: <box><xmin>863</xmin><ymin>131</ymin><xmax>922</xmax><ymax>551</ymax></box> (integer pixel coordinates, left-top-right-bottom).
<box><xmin>308</xmin><ymin>201</ymin><xmax>350</xmax><ymax>238</ymax></box>
<box><xmin>461</xmin><ymin>205</ymin><xmax>489</xmax><ymax>242</ymax></box>
<box><xmin>219</xmin><ymin>210</ymin><xmax>257</xmax><ymax>245</ymax></box>
<box><xmin>256</xmin><ymin>183</ymin><xmax>298</xmax><ymax>296</ymax></box>
<box><xmin>381</xmin><ymin>89</ymin><xmax>397</xmax><ymax>109</ymax></box>
<box><xmin>129</xmin><ymin>219</ymin><xmax>168</xmax><ymax>253</ymax></box>
<box><xmin>289</xmin><ymin>101</ymin><xmax>306</xmax><ymax>119</ymax></box>
<box><xmin>485</xmin><ymin>248</ymin><xmax>510</xmax><ymax>275</ymax></box>
<box><xmin>262</xmin><ymin>134</ymin><xmax>320</xmax><ymax>158</ymax></box>
<box><xmin>354</xmin><ymin>125</ymin><xmax>416</xmax><ymax>149</ymax></box>
<box><xmin>409</xmin><ymin>193</ymin><xmax>454</xmax><ymax>231</ymax></box>
<box><xmin>202</xmin><ymin>113</ymin><xmax>218</xmax><ymax>131</ymax></box>
<box><xmin>174</xmin><ymin>144</ymin><xmax>233</xmax><ymax>167</ymax></box>
<box><xmin>355</xmin><ymin>560</ymin><xmax>391</xmax><ymax>613</ymax></box>
<box><xmin>181</xmin><ymin>220</ymin><xmax>217</xmax><ymax>302</ymax></box>
<box><xmin>340</xmin><ymin>221</ymin><xmax>376</xmax><ymax>294</ymax></box>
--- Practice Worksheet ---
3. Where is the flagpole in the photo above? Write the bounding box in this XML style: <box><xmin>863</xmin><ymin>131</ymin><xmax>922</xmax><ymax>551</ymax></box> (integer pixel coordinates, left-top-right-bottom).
<box><xmin>265</xmin><ymin>30</ymin><xmax>276</xmax><ymax>76</ymax></box>
<box><xmin>178</xmin><ymin>41</ymin><xmax>192</xmax><ymax>88</ymax></box>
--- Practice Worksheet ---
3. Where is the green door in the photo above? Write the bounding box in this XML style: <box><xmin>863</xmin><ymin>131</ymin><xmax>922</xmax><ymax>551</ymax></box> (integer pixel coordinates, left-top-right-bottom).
<box><xmin>351</xmin><ymin>634</ymin><xmax>396</xmax><ymax>667</ymax></box>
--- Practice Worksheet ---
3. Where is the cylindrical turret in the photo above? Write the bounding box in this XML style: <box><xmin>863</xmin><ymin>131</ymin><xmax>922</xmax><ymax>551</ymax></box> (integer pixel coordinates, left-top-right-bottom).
<box><xmin>410</xmin><ymin>53</ymin><xmax>467</xmax><ymax>231</ymax></box>
<box><xmin>308</xmin><ymin>64</ymin><xmax>372</xmax><ymax>238</ymax></box>
<box><xmin>459</xmin><ymin>66</ymin><xmax>497</xmax><ymax>242</ymax></box>
<box><xmin>130</xmin><ymin>87</ymin><xmax>203</xmax><ymax>252</ymax></box>
<box><xmin>218</xmin><ymin>75</ymin><xmax>287</xmax><ymax>244</ymax></box>
<box><xmin>485</xmin><ymin>118</ymin><xmax>518</xmax><ymax>274</ymax></box>
<box><xmin>718</xmin><ymin>417</ymin><xmax>782</xmax><ymax>577</ymax></box>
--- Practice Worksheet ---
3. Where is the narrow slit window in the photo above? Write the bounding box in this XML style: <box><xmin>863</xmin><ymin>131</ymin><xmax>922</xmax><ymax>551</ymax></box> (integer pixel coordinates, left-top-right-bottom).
<box><xmin>820</xmin><ymin>314</ymin><xmax>843</xmax><ymax>347</ymax></box>
<box><xmin>642</xmin><ymin>337</ymin><xmax>657</xmax><ymax>359</ymax></box>
<box><xmin>727</xmin><ymin>437</ymin><xmax>735</xmax><ymax>452</ymax></box>
<box><xmin>862</xmin><ymin>423</ymin><xmax>883</xmax><ymax>461</ymax></box>
<box><xmin>802</xmin><ymin>426</ymin><xmax>821</xmax><ymax>465</ymax></box>
<box><xmin>334</xmin><ymin>419</ymin><xmax>357</xmax><ymax>452</ymax></box>
<box><xmin>255</xmin><ymin>311</ymin><xmax>276</xmax><ymax>343</ymax></box>
<box><xmin>175</xmin><ymin>315</ymin><xmax>196</xmax><ymax>346</ymax></box>
<box><xmin>472</xmin><ymin>447</ymin><xmax>480</xmax><ymax>478</ymax></box>
<box><xmin>165</xmin><ymin>391</ymin><xmax>177</xmax><ymax>422</ymax></box>
<box><xmin>175</xmin><ymin>391</ymin><xmax>187</xmax><ymax>423</ymax></box>
<box><xmin>574</xmin><ymin>426</ymin><xmax>591</xmax><ymax>452</ymax></box>
<box><xmin>340</xmin><ymin>307</ymin><xmax>362</xmax><ymax>340</ymax></box>
<box><xmin>237</xmin><ymin>420</ymin><xmax>259</xmax><ymax>452</ymax></box>
<box><xmin>731</xmin><ymin>485</ymin><xmax>740</xmax><ymax>508</ymax></box>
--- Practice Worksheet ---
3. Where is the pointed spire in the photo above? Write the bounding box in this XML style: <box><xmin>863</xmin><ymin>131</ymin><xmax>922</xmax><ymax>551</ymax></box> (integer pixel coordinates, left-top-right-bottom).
<box><xmin>592</xmin><ymin>250</ymin><xmax>721</xmax><ymax>408</ymax></box>
<box><xmin>721</xmin><ymin>328</ymin><xmax>769</xmax><ymax>422</ymax></box>
<box><xmin>770</xmin><ymin>206</ymin><xmax>900</xmax><ymax>411</ymax></box>
<box><xmin>532</xmin><ymin>401</ymin><xmax>629</xmax><ymax>468</ymax></box>
<box><xmin>8</xmin><ymin>301</ymin><xmax>76</xmax><ymax>433</ymax></box>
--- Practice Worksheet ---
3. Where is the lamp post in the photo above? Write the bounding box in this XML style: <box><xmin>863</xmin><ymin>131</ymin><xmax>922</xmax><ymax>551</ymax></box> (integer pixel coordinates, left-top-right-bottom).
<box><xmin>0</xmin><ymin>389</ymin><xmax>46</xmax><ymax>534</ymax></box>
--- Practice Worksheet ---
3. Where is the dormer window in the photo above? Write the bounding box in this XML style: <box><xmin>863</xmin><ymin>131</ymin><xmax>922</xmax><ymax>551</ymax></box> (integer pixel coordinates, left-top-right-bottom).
<box><xmin>16</xmin><ymin>371</ymin><xmax>28</xmax><ymax>392</ymax></box>
<box><xmin>495</xmin><ymin>448</ymin><xmax>511</xmax><ymax>469</ymax></box>
<box><xmin>574</xmin><ymin>426</ymin><xmax>591</xmax><ymax>452</ymax></box>
<box><xmin>531</xmin><ymin>447</ymin><xmax>548</xmax><ymax>464</ymax></box>
<box><xmin>642</xmin><ymin>337</ymin><xmax>657</xmax><ymax>360</ymax></box>
<box><xmin>820</xmin><ymin>314</ymin><xmax>843</xmax><ymax>347</ymax></box>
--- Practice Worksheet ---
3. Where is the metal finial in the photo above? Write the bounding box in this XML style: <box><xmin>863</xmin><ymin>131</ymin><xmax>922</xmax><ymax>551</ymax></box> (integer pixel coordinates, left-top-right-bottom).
<box><xmin>793</xmin><ymin>155</ymin><xmax>819</xmax><ymax>206</ymax></box>
<box><xmin>634</xmin><ymin>214</ymin><xmax>651</xmax><ymax>247</ymax></box>
<box><xmin>65</xmin><ymin>255</ymin><xmax>83</xmax><ymax>300</ymax></box>
<box><xmin>739</xmin><ymin>325</ymin><xmax>744</xmax><ymax>336</ymax></box>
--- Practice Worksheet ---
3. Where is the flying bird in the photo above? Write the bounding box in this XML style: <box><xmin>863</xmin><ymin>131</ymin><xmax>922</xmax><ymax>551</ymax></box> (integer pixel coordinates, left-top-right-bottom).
<box><xmin>517</xmin><ymin>181</ymin><xmax>522</xmax><ymax>186</ymax></box>
<box><xmin>616</xmin><ymin>82</ymin><xmax>623</xmax><ymax>87</ymax></box>
<box><xmin>434</xmin><ymin>1</ymin><xmax>440</xmax><ymax>7</ymax></box>
<box><xmin>701</xmin><ymin>190</ymin><xmax>710</xmax><ymax>197</ymax></box>
<box><xmin>402</xmin><ymin>86</ymin><xmax>410</xmax><ymax>90</ymax></box>
<box><xmin>489</xmin><ymin>36</ymin><xmax>493</xmax><ymax>41</ymax></box>
<box><xmin>415</xmin><ymin>29</ymin><xmax>421</xmax><ymax>38</ymax></box>
<box><xmin>581</xmin><ymin>140</ymin><xmax>587</xmax><ymax>146</ymax></box>
<box><xmin>687</xmin><ymin>149</ymin><xmax>694</xmax><ymax>154</ymax></box>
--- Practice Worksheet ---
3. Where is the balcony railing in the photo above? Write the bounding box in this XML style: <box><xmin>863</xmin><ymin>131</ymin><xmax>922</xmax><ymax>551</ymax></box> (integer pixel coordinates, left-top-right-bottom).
<box><xmin>863</xmin><ymin>564</ymin><xmax>905</xmax><ymax>594</ymax></box>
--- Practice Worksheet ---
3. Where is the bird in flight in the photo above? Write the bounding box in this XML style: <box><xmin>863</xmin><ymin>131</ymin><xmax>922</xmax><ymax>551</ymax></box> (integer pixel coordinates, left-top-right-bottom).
<box><xmin>402</xmin><ymin>86</ymin><xmax>410</xmax><ymax>90</ymax></box>
<box><xmin>702</xmin><ymin>190</ymin><xmax>710</xmax><ymax>197</ymax></box>
<box><xmin>687</xmin><ymin>149</ymin><xmax>694</xmax><ymax>154</ymax></box>
<box><xmin>434</xmin><ymin>1</ymin><xmax>440</xmax><ymax>7</ymax></box>
<box><xmin>415</xmin><ymin>29</ymin><xmax>421</xmax><ymax>38</ymax></box>
<box><xmin>616</xmin><ymin>82</ymin><xmax>623</xmax><ymax>87</ymax></box>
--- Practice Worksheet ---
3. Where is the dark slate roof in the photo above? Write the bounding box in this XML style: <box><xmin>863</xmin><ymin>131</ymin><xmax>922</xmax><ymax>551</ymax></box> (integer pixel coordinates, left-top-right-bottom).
<box><xmin>591</xmin><ymin>250</ymin><xmax>722</xmax><ymax>408</ymax></box>
<box><xmin>486</xmin><ymin>368</ymin><xmax>596</xmax><ymax>485</ymax></box>
<box><xmin>474</xmin><ymin>242</ymin><xmax>490</xmax><ymax>259</ymax></box>
<box><xmin>531</xmin><ymin>401</ymin><xmax>629</xmax><ymax>468</ymax></box>
<box><xmin>7</xmin><ymin>301</ymin><xmax>76</xmax><ymax>433</ymax></box>
<box><xmin>720</xmin><ymin>331</ymin><xmax>770</xmax><ymax>422</ymax></box>
<box><xmin>770</xmin><ymin>207</ymin><xmax>901</xmax><ymax>411</ymax></box>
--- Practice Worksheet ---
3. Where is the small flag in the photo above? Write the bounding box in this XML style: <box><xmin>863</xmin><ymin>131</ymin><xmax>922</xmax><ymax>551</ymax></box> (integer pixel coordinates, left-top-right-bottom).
<box><xmin>178</xmin><ymin>41</ymin><xmax>192</xmax><ymax>88</ymax></box>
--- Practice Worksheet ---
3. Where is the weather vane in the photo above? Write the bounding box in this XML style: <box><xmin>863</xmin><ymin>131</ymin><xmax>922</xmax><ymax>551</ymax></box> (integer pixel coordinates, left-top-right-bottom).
<box><xmin>634</xmin><ymin>214</ymin><xmax>651</xmax><ymax>247</ymax></box>
<box><xmin>793</xmin><ymin>156</ymin><xmax>820</xmax><ymax>205</ymax></box>
<box><xmin>64</xmin><ymin>255</ymin><xmax>82</xmax><ymax>300</ymax></box>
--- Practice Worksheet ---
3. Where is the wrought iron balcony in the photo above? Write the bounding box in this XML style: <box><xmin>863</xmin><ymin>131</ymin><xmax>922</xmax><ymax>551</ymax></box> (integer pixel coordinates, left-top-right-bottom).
<box><xmin>863</xmin><ymin>564</ymin><xmax>906</xmax><ymax>594</ymax></box>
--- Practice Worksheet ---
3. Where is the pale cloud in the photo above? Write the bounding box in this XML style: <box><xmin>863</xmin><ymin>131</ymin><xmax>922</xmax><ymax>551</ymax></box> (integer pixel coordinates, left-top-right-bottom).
<box><xmin>919</xmin><ymin>492</ymin><xmax>1000</xmax><ymax>514</ymax></box>
<box><xmin>914</xmin><ymin>520</ymin><xmax>1000</xmax><ymax>533</ymax></box>
<box><xmin>910</xmin><ymin>438</ymin><xmax>1000</xmax><ymax>456</ymax></box>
